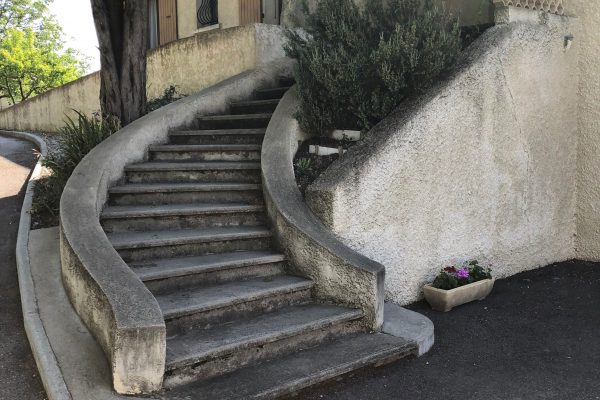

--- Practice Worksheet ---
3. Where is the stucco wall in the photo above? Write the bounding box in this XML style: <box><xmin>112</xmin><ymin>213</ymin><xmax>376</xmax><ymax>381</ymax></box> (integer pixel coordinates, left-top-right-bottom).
<box><xmin>571</xmin><ymin>0</ymin><xmax>600</xmax><ymax>260</ymax></box>
<box><xmin>281</xmin><ymin>0</ymin><xmax>493</xmax><ymax>27</ymax></box>
<box><xmin>0</xmin><ymin>24</ymin><xmax>266</xmax><ymax>133</ymax></box>
<box><xmin>219</xmin><ymin>0</ymin><xmax>241</xmax><ymax>29</ymax></box>
<box><xmin>306</xmin><ymin>12</ymin><xmax>580</xmax><ymax>305</ymax></box>
<box><xmin>177</xmin><ymin>0</ymin><xmax>198</xmax><ymax>38</ymax></box>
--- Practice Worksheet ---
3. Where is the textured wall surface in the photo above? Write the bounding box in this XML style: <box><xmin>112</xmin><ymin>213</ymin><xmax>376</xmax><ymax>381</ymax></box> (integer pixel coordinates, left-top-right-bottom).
<box><xmin>0</xmin><ymin>25</ymin><xmax>261</xmax><ymax>132</ymax></box>
<box><xmin>571</xmin><ymin>0</ymin><xmax>600</xmax><ymax>260</ymax></box>
<box><xmin>307</xmin><ymin>14</ymin><xmax>580</xmax><ymax>305</ymax></box>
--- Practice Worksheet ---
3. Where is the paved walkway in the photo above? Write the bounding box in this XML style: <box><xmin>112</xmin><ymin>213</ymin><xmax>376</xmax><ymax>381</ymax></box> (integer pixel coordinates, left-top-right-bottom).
<box><xmin>0</xmin><ymin>135</ymin><xmax>47</xmax><ymax>400</ymax></box>
<box><xmin>298</xmin><ymin>261</ymin><xmax>600</xmax><ymax>400</ymax></box>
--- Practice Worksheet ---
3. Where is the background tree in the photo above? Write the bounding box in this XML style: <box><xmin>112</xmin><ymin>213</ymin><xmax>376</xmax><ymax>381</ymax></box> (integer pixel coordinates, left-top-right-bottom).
<box><xmin>0</xmin><ymin>0</ymin><xmax>87</xmax><ymax>105</ymax></box>
<box><xmin>91</xmin><ymin>0</ymin><xmax>148</xmax><ymax>126</ymax></box>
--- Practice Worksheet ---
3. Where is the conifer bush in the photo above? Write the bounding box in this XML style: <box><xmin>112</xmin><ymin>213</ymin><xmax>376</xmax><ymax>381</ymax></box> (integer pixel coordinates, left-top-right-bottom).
<box><xmin>284</xmin><ymin>0</ymin><xmax>461</xmax><ymax>136</ymax></box>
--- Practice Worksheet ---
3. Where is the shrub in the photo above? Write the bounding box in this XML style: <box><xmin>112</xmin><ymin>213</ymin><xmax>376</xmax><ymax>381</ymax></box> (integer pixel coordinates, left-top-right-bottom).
<box><xmin>285</xmin><ymin>0</ymin><xmax>461</xmax><ymax>136</ymax></box>
<box><xmin>31</xmin><ymin>111</ymin><xmax>119</xmax><ymax>225</ymax></box>
<box><xmin>432</xmin><ymin>260</ymin><xmax>492</xmax><ymax>290</ymax></box>
<box><xmin>146</xmin><ymin>85</ymin><xmax>186</xmax><ymax>113</ymax></box>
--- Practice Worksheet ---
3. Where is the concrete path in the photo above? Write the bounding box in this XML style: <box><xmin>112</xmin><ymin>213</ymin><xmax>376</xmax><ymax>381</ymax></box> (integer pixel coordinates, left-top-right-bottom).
<box><xmin>299</xmin><ymin>261</ymin><xmax>600</xmax><ymax>400</ymax></box>
<box><xmin>0</xmin><ymin>135</ymin><xmax>47</xmax><ymax>400</ymax></box>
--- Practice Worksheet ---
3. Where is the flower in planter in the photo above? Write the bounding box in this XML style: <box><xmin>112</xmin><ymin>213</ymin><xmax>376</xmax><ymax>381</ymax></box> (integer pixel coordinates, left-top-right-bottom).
<box><xmin>432</xmin><ymin>261</ymin><xmax>492</xmax><ymax>290</ymax></box>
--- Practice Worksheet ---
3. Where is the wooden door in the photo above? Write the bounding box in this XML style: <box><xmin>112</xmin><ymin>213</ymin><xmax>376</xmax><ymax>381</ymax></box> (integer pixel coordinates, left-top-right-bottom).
<box><xmin>158</xmin><ymin>0</ymin><xmax>178</xmax><ymax>46</ymax></box>
<box><xmin>240</xmin><ymin>0</ymin><xmax>262</xmax><ymax>25</ymax></box>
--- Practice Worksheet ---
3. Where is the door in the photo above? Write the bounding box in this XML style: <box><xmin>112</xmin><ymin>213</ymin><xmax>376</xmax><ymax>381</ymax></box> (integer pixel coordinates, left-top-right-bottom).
<box><xmin>158</xmin><ymin>0</ymin><xmax>178</xmax><ymax>46</ymax></box>
<box><xmin>239</xmin><ymin>0</ymin><xmax>261</xmax><ymax>25</ymax></box>
<box><xmin>262</xmin><ymin>0</ymin><xmax>280</xmax><ymax>25</ymax></box>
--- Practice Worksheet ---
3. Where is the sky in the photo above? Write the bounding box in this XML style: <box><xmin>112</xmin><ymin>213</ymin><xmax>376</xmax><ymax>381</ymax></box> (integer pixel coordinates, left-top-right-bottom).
<box><xmin>49</xmin><ymin>0</ymin><xmax>101</xmax><ymax>72</ymax></box>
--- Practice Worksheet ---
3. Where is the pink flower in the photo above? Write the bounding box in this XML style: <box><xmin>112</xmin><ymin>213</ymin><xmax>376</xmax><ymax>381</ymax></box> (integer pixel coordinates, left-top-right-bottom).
<box><xmin>456</xmin><ymin>268</ymin><xmax>469</xmax><ymax>279</ymax></box>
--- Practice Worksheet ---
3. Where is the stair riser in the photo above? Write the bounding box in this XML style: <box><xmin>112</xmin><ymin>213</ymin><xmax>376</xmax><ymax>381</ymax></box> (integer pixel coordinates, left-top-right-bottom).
<box><xmin>197</xmin><ymin>118</ymin><xmax>271</xmax><ymax>130</ymax></box>
<box><xmin>164</xmin><ymin>319</ymin><xmax>363</xmax><ymax>388</ymax></box>
<box><xmin>126</xmin><ymin>170</ymin><xmax>261</xmax><ymax>184</ymax></box>
<box><xmin>170</xmin><ymin>134</ymin><xmax>264</xmax><ymax>145</ymax></box>
<box><xmin>150</xmin><ymin>150</ymin><xmax>261</xmax><ymax>162</ymax></box>
<box><xmin>230</xmin><ymin>103</ymin><xmax>278</xmax><ymax>115</ymax></box>
<box><xmin>165</xmin><ymin>289</ymin><xmax>312</xmax><ymax>336</ymax></box>
<box><xmin>117</xmin><ymin>237</ymin><xmax>273</xmax><ymax>263</ymax></box>
<box><xmin>144</xmin><ymin>261</ymin><xmax>287</xmax><ymax>294</ymax></box>
<box><xmin>108</xmin><ymin>190</ymin><xmax>263</xmax><ymax>206</ymax></box>
<box><xmin>102</xmin><ymin>211</ymin><xmax>267</xmax><ymax>233</ymax></box>
<box><xmin>255</xmin><ymin>88</ymin><xmax>288</xmax><ymax>100</ymax></box>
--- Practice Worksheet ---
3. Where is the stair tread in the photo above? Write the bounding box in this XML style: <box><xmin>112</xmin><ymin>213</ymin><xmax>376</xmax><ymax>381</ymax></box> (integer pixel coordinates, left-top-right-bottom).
<box><xmin>166</xmin><ymin>304</ymin><xmax>363</xmax><ymax>370</ymax></box>
<box><xmin>157</xmin><ymin>275</ymin><xmax>314</xmax><ymax>320</ymax></box>
<box><xmin>230</xmin><ymin>99</ymin><xmax>280</xmax><ymax>107</ymax></box>
<box><xmin>109</xmin><ymin>182</ymin><xmax>262</xmax><ymax>194</ymax></box>
<box><xmin>256</xmin><ymin>86</ymin><xmax>291</xmax><ymax>94</ymax></box>
<box><xmin>149</xmin><ymin>144</ymin><xmax>262</xmax><ymax>151</ymax></box>
<box><xmin>165</xmin><ymin>333</ymin><xmax>415</xmax><ymax>399</ymax></box>
<box><xmin>169</xmin><ymin>129</ymin><xmax>266</xmax><ymax>136</ymax></box>
<box><xmin>125</xmin><ymin>161</ymin><xmax>261</xmax><ymax>171</ymax></box>
<box><xmin>107</xmin><ymin>226</ymin><xmax>272</xmax><ymax>249</ymax></box>
<box><xmin>102</xmin><ymin>203</ymin><xmax>264</xmax><ymax>219</ymax></box>
<box><xmin>197</xmin><ymin>113</ymin><xmax>272</xmax><ymax>121</ymax></box>
<box><xmin>130</xmin><ymin>251</ymin><xmax>286</xmax><ymax>281</ymax></box>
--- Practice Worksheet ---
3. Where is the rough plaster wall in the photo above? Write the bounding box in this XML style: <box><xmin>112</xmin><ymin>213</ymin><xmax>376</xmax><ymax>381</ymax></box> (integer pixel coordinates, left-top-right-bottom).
<box><xmin>570</xmin><ymin>0</ymin><xmax>600</xmax><ymax>260</ymax></box>
<box><xmin>0</xmin><ymin>25</ymin><xmax>258</xmax><ymax>132</ymax></box>
<box><xmin>307</xmin><ymin>17</ymin><xmax>579</xmax><ymax>305</ymax></box>
<box><xmin>281</xmin><ymin>0</ymin><xmax>493</xmax><ymax>27</ymax></box>
<box><xmin>0</xmin><ymin>73</ymin><xmax>101</xmax><ymax>132</ymax></box>
<box><xmin>177</xmin><ymin>0</ymin><xmax>198</xmax><ymax>38</ymax></box>
<box><xmin>219</xmin><ymin>0</ymin><xmax>241</xmax><ymax>29</ymax></box>
<box><xmin>146</xmin><ymin>25</ymin><xmax>256</xmax><ymax>98</ymax></box>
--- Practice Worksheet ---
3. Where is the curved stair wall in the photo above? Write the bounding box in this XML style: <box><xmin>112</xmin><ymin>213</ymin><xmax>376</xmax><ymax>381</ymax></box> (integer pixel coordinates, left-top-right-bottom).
<box><xmin>261</xmin><ymin>87</ymin><xmax>385</xmax><ymax>331</ymax></box>
<box><xmin>59</xmin><ymin>60</ymin><xmax>293</xmax><ymax>394</ymax></box>
<box><xmin>306</xmin><ymin>10</ymin><xmax>580</xmax><ymax>305</ymax></box>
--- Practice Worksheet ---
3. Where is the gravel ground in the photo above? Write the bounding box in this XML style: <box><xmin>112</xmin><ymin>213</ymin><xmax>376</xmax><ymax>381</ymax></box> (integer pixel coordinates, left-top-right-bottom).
<box><xmin>296</xmin><ymin>261</ymin><xmax>600</xmax><ymax>400</ymax></box>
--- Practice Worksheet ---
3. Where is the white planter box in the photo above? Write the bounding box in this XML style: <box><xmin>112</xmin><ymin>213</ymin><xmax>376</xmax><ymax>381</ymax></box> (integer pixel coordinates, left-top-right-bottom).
<box><xmin>423</xmin><ymin>278</ymin><xmax>495</xmax><ymax>312</ymax></box>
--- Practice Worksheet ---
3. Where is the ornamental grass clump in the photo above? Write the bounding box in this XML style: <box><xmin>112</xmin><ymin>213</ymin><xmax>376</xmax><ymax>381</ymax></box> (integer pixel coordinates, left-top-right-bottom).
<box><xmin>432</xmin><ymin>260</ymin><xmax>492</xmax><ymax>290</ymax></box>
<box><xmin>284</xmin><ymin>0</ymin><xmax>461</xmax><ymax>136</ymax></box>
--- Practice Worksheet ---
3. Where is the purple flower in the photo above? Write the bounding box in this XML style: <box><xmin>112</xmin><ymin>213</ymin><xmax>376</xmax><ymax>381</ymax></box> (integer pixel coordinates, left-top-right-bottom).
<box><xmin>456</xmin><ymin>268</ymin><xmax>469</xmax><ymax>279</ymax></box>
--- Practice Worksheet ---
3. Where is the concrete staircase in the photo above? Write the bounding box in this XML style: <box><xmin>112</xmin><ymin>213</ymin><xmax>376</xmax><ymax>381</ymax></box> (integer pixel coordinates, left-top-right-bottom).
<box><xmin>101</xmin><ymin>81</ymin><xmax>415</xmax><ymax>398</ymax></box>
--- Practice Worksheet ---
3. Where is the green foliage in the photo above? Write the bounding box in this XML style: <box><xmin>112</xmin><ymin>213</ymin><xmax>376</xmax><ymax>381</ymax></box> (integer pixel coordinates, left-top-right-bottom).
<box><xmin>285</xmin><ymin>0</ymin><xmax>461</xmax><ymax>136</ymax></box>
<box><xmin>0</xmin><ymin>0</ymin><xmax>88</xmax><ymax>105</ymax></box>
<box><xmin>146</xmin><ymin>85</ymin><xmax>186</xmax><ymax>113</ymax></box>
<box><xmin>31</xmin><ymin>112</ymin><xmax>119</xmax><ymax>222</ymax></box>
<box><xmin>432</xmin><ymin>260</ymin><xmax>493</xmax><ymax>290</ymax></box>
<box><xmin>294</xmin><ymin>157</ymin><xmax>314</xmax><ymax>177</ymax></box>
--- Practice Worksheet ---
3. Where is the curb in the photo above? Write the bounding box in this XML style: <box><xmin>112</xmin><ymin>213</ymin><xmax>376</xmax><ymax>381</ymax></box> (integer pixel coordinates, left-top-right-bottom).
<box><xmin>0</xmin><ymin>130</ymin><xmax>72</xmax><ymax>400</ymax></box>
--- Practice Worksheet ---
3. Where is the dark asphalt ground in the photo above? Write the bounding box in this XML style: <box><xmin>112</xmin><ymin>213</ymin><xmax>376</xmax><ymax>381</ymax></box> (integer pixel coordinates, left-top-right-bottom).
<box><xmin>297</xmin><ymin>261</ymin><xmax>600</xmax><ymax>400</ymax></box>
<box><xmin>0</xmin><ymin>135</ymin><xmax>47</xmax><ymax>400</ymax></box>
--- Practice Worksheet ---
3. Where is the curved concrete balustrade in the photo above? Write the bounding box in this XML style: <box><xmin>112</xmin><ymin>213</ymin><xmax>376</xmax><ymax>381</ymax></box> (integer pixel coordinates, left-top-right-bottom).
<box><xmin>59</xmin><ymin>60</ymin><xmax>293</xmax><ymax>394</ymax></box>
<box><xmin>261</xmin><ymin>87</ymin><xmax>385</xmax><ymax>331</ymax></box>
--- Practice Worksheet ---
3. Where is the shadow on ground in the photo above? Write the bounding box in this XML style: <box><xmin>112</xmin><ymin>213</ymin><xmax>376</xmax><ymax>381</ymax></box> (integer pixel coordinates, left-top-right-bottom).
<box><xmin>295</xmin><ymin>261</ymin><xmax>600</xmax><ymax>400</ymax></box>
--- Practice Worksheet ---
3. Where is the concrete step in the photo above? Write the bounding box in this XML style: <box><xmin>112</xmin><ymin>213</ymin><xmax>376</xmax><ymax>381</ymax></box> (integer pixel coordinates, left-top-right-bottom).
<box><xmin>129</xmin><ymin>251</ymin><xmax>287</xmax><ymax>292</ymax></box>
<box><xmin>101</xmin><ymin>203</ymin><xmax>266</xmax><ymax>233</ymax></box>
<box><xmin>230</xmin><ymin>99</ymin><xmax>280</xmax><ymax>115</ymax></box>
<box><xmin>108</xmin><ymin>182</ymin><xmax>263</xmax><ymax>206</ymax></box>
<box><xmin>164</xmin><ymin>304</ymin><xmax>363</xmax><ymax>387</ymax></box>
<box><xmin>124</xmin><ymin>161</ymin><xmax>261</xmax><ymax>184</ymax></box>
<box><xmin>255</xmin><ymin>86</ymin><xmax>291</xmax><ymax>100</ymax></box>
<box><xmin>164</xmin><ymin>333</ymin><xmax>416</xmax><ymax>398</ymax></box>
<box><xmin>169</xmin><ymin>129</ymin><xmax>265</xmax><ymax>145</ymax></box>
<box><xmin>107</xmin><ymin>226</ymin><xmax>273</xmax><ymax>262</ymax></box>
<box><xmin>158</xmin><ymin>275</ymin><xmax>314</xmax><ymax>333</ymax></box>
<box><xmin>149</xmin><ymin>144</ymin><xmax>262</xmax><ymax>162</ymax></box>
<box><xmin>197</xmin><ymin>114</ymin><xmax>273</xmax><ymax>130</ymax></box>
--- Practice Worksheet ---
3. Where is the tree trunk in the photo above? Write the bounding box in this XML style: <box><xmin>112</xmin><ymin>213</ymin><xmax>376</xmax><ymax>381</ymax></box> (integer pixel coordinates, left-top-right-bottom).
<box><xmin>91</xmin><ymin>0</ymin><xmax>148</xmax><ymax>126</ymax></box>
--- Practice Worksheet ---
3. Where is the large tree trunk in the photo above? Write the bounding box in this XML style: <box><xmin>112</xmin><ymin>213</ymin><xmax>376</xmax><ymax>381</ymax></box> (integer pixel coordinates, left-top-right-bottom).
<box><xmin>91</xmin><ymin>0</ymin><xmax>148</xmax><ymax>126</ymax></box>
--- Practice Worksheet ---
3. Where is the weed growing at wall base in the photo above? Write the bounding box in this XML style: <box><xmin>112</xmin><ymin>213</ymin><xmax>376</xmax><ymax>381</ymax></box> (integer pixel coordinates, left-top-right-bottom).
<box><xmin>31</xmin><ymin>111</ymin><xmax>119</xmax><ymax>227</ymax></box>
